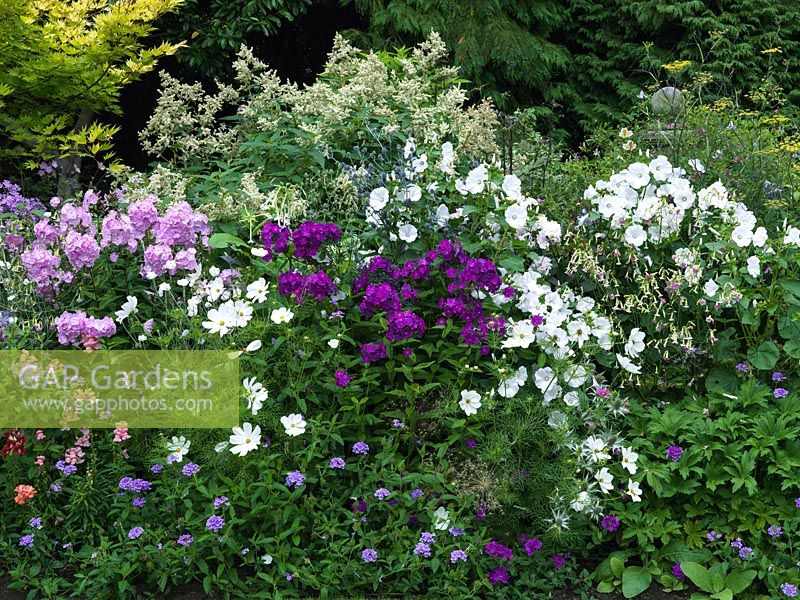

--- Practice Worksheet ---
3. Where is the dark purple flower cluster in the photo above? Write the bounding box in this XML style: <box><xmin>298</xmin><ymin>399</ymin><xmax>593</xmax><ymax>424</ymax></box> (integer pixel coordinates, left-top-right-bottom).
<box><xmin>386</xmin><ymin>310</ymin><xmax>426</xmax><ymax>342</ymax></box>
<box><xmin>259</xmin><ymin>221</ymin><xmax>340</xmax><ymax>262</ymax></box>
<box><xmin>488</xmin><ymin>565</ymin><xmax>510</xmax><ymax>586</ymax></box>
<box><xmin>485</xmin><ymin>541</ymin><xmax>513</xmax><ymax>561</ymax></box>
<box><xmin>359</xmin><ymin>282</ymin><xmax>402</xmax><ymax>317</ymax></box>
<box><xmin>277</xmin><ymin>269</ymin><xmax>337</xmax><ymax>302</ymax></box>
<box><xmin>361</xmin><ymin>342</ymin><xmax>388</xmax><ymax>363</ymax></box>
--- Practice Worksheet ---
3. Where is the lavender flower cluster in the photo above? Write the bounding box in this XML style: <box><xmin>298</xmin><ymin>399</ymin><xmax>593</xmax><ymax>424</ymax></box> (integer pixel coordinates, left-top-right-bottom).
<box><xmin>14</xmin><ymin>190</ymin><xmax>210</xmax><ymax>297</ymax></box>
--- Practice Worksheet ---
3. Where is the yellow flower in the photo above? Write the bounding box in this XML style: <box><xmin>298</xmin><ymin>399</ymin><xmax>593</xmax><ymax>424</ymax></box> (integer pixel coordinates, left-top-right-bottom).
<box><xmin>662</xmin><ymin>60</ymin><xmax>692</xmax><ymax>73</ymax></box>
<box><xmin>761</xmin><ymin>47</ymin><xmax>782</xmax><ymax>54</ymax></box>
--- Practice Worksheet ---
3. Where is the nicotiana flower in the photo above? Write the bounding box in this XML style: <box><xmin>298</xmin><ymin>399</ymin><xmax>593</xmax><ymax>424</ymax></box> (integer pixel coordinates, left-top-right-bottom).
<box><xmin>459</xmin><ymin>390</ymin><xmax>482</xmax><ymax>416</ymax></box>
<box><xmin>229</xmin><ymin>423</ymin><xmax>261</xmax><ymax>457</ymax></box>
<box><xmin>280</xmin><ymin>413</ymin><xmax>307</xmax><ymax>437</ymax></box>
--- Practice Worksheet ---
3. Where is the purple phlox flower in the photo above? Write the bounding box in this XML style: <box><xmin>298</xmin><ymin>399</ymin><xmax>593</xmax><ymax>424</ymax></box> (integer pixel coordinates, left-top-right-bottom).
<box><xmin>552</xmin><ymin>554</ymin><xmax>566</xmax><ymax>569</ymax></box>
<box><xmin>485</xmin><ymin>541</ymin><xmax>513</xmax><ymax>561</ymax></box>
<box><xmin>488</xmin><ymin>565</ymin><xmax>510</xmax><ymax>585</ymax></box>
<box><xmin>672</xmin><ymin>563</ymin><xmax>685</xmax><ymax>579</ymax></box>
<box><xmin>450</xmin><ymin>549</ymin><xmax>468</xmax><ymax>563</ymax></box>
<box><xmin>128</xmin><ymin>527</ymin><xmax>144</xmax><ymax>540</ymax></box>
<box><xmin>334</xmin><ymin>370</ymin><xmax>351</xmax><ymax>387</ymax></box>
<box><xmin>524</xmin><ymin>538</ymin><xmax>543</xmax><ymax>556</ymax></box>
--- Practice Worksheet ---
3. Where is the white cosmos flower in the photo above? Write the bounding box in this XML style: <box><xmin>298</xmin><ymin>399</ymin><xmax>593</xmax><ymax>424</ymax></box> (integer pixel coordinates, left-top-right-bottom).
<box><xmin>229</xmin><ymin>423</ymin><xmax>261</xmax><ymax>457</ymax></box>
<box><xmin>270</xmin><ymin>307</ymin><xmax>294</xmax><ymax>324</ymax></box>
<box><xmin>369</xmin><ymin>187</ymin><xmax>390</xmax><ymax>211</ymax></box>
<box><xmin>626</xmin><ymin>479</ymin><xmax>642</xmax><ymax>502</ymax></box>
<box><xmin>585</xmin><ymin>436</ymin><xmax>610</xmax><ymax>463</ymax></box>
<box><xmin>115</xmin><ymin>296</ymin><xmax>138</xmax><ymax>323</ymax></box>
<box><xmin>231</xmin><ymin>300</ymin><xmax>253</xmax><ymax>327</ymax></box>
<box><xmin>616</xmin><ymin>354</ymin><xmax>642</xmax><ymax>375</ymax></box>
<box><xmin>746</xmin><ymin>256</ymin><xmax>761</xmax><ymax>278</ymax></box>
<box><xmin>595</xmin><ymin>467</ymin><xmax>614</xmax><ymax>493</ymax></box>
<box><xmin>203</xmin><ymin>305</ymin><xmax>237</xmax><ymax>336</ymax></box>
<box><xmin>206</xmin><ymin>277</ymin><xmax>225</xmax><ymax>302</ymax></box>
<box><xmin>398</xmin><ymin>224</ymin><xmax>418</xmax><ymax>243</ymax></box>
<box><xmin>245</xmin><ymin>339</ymin><xmax>262</xmax><ymax>353</ymax></box>
<box><xmin>624</xmin><ymin>328</ymin><xmax>646</xmax><ymax>357</ymax></box>
<box><xmin>243</xmin><ymin>377</ymin><xmax>269</xmax><ymax>415</ymax></box>
<box><xmin>624</xmin><ymin>224</ymin><xmax>647</xmax><ymax>247</ymax></box>
<box><xmin>166</xmin><ymin>436</ymin><xmax>190</xmax><ymax>461</ymax></box>
<box><xmin>246</xmin><ymin>278</ymin><xmax>269</xmax><ymax>303</ymax></box>
<box><xmin>704</xmin><ymin>279</ymin><xmax>719</xmax><ymax>297</ymax></box>
<box><xmin>621</xmin><ymin>447</ymin><xmax>639</xmax><ymax>475</ymax></box>
<box><xmin>280</xmin><ymin>413</ymin><xmax>307</xmax><ymax>437</ymax></box>
<box><xmin>459</xmin><ymin>390</ymin><xmax>482</xmax><ymax>416</ymax></box>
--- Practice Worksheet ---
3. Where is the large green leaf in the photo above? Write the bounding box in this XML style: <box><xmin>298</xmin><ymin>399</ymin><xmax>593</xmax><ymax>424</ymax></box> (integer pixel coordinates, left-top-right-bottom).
<box><xmin>746</xmin><ymin>341</ymin><xmax>780</xmax><ymax>370</ymax></box>
<box><xmin>681</xmin><ymin>562</ymin><xmax>715</xmax><ymax>593</ymax></box>
<box><xmin>724</xmin><ymin>570</ymin><xmax>756</xmax><ymax>594</ymax></box>
<box><xmin>622</xmin><ymin>567</ymin><xmax>652</xmax><ymax>598</ymax></box>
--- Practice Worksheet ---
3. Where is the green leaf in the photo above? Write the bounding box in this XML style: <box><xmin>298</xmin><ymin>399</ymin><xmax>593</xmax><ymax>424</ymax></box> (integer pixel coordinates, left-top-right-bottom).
<box><xmin>724</xmin><ymin>570</ymin><xmax>756</xmax><ymax>594</ymax></box>
<box><xmin>208</xmin><ymin>232</ymin><xmax>246</xmax><ymax>249</ymax></box>
<box><xmin>610</xmin><ymin>556</ymin><xmax>625</xmax><ymax>578</ymax></box>
<box><xmin>622</xmin><ymin>567</ymin><xmax>652</xmax><ymax>598</ymax></box>
<box><xmin>746</xmin><ymin>341</ymin><xmax>779</xmax><ymax>370</ymax></box>
<box><xmin>596</xmin><ymin>581</ymin><xmax>616</xmax><ymax>593</ymax></box>
<box><xmin>681</xmin><ymin>562</ymin><xmax>715</xmax><ymax>593</ymax></box>
<box><xmin>499</xmin><ymin>256</ymin><xmax>525</xmax><ymax>273</ymax></box>
<box><xmin>710</xmin><ymin>590</ymin><xmax>733</xmax><ymax>600</ymax></box>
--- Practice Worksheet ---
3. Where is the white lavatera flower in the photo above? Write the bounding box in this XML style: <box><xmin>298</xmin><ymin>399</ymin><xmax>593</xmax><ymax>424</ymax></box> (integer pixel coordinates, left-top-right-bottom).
<box><xmin>502</xmin><ymin>174</ymin><xmax>523</xmax><ymax>200</ymax></box>
<box><xmin>624</xmin><ymin>224</ymin><xmax>647</xmax><ymax>247</ymax></box>
<box><xmin>504</xmin><ymin>203</ymin><xmax>528</xmax><ymax>229</ymax></box>
<box><xmin>563</xmin><ymin>391</ymin><xmax>580</xmax><ymax>407</ymax></box>
<box><xmin>704</xmin><ymin>279</ymin><xmax>719</xmax><ymax>297</ymax></box>
<box><xmin>731</xmin><ymin>224</ymin><xmax>754</xmax><ymax>247</ymax></box>
<box><xmin>397</xmin><ymin>184</ymin><xmax>422</xmax><ymax>203</ymax></box>
<box><xmin>746</xmin><ymin>255</ymin><xmax>761</xmax><ymax>278</ymax></box>
<box><xmin>369</xmin><ymin>187</ymin><xmax>389</xmax><ymax>210</ymax></box>
<box><xmin>398</xmin><ymin>224</ymin><xmax>418</xmax><ymax>243</ymax></box>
